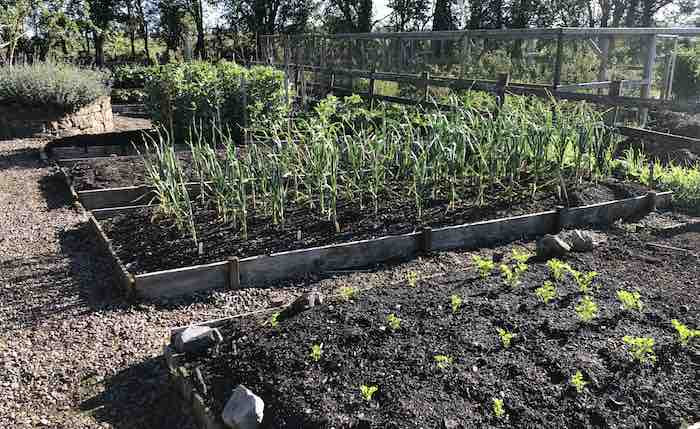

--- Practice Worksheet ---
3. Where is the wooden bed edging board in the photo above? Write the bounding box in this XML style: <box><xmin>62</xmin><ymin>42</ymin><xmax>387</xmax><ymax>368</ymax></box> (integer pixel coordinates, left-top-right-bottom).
<box><xmin>87</xmin><ymin>214</ymin><xmax>135</xmax><ymax>293</ymax></box>
<box><xmin>92</xmin><ymin>204</ymin><xmax>156</xmax><ymax>220</ymax></box>
<box><xmin>164</xmin><ymin>346</ymin><xmax>226</xmax><ymax>429</ymax></box>
<box><xmin>121</xmin><ymin>191</ymin><xmax>673</xmax><ymax>298</ymax></box>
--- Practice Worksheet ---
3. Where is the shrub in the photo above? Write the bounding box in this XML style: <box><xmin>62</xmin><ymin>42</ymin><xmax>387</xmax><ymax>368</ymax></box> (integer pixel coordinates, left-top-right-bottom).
<box><xmin>112</xmin><ymin>64</ymin><xmax>162</xmax><ymax>89</ymax></box>
<box><xmin>673</xmin><ymin>42</ymin><xmax>700</xmax><ymax>101</ymax></box>
<box><xmin>0</xmin><ymin>62</ymin><xmax>110</xmax><ymax>112</ymax></box>
<box><xmin>144</xmin><ymin>61</ymin><xmax>287</xmax><ymax>140</ymax></box>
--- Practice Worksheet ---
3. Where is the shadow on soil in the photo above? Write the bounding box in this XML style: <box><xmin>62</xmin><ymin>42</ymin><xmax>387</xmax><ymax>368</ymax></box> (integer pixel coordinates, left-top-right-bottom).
<box><xmin>79</xmin><ymin>357</ymin><xmax>196</xmax><ymax>429</ymax></box>
<box><xmin>39</xmin><ymin>169</ymin><xmax>75</xmax><ymax>210</ymax></box>
<box><xmin>0</xmin><ymin>145</ymin><xmax>42</xmax><ymax>172</ymax></box>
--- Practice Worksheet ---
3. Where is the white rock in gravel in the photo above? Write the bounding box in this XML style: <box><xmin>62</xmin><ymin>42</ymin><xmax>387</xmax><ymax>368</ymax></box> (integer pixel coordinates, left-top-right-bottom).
<box><xmin>173</xmin><ymin>325</ymin><xmax>217</xmax><ymax>353</ymax></box>
<box><xmin>561</xmin><ymin>230</ymin><xmax>594</xmax><ymax>252</ymax></box>
<box><xmin>536</xmin><ymin>234</ymin><xmax>571</xmax><ymax>258</ymax></box>
<box><xmin>221</xmin><ymin>385</ymin><xmax>264</xmax><ymax>429</ymax></box>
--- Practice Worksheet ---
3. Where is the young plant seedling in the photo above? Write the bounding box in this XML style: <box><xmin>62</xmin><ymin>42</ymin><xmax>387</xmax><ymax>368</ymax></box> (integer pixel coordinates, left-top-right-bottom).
<box><xmin>450</xmin><ymin>294</ymin><xmax>463</xmax><ymax>313</ymax></box>
<box><xmin>617</xmin><ymin>290</ymin><xmax>643</xmax><ymax>312</ymax></box>
<box><xmin>339</xmin><ymin>286</ymin><xmax>358</xmax><ymax>301</ymax></box>
<box><xmin>623</xmin><ymin>336</ymin><xmax>656</xmax><ymax>364</ymax></box>
<box><xmin>309</xmin><ymin>343</ymin><xmax>323</xmax><ymax>362</ymax></box>
<box><xmin>575</xmin><ymin>296</ymin><xmax>598</xmax><ymax>322</ymax></box>
<box><xmin>268</xmin><ymin>312</ymin><xmax>280</xmax><ymax>327</ymax></box>
<box><xmin>497</xmin><ymin>328</ymin><xmax>515</xmax><ymax>348</ymax></box>
<box><xmin>387</xmin><ymin>313</ymin><xmax>401</xmax><ymax>331</ymax></box>
<box><xmin>570</xmin><ymin>370</ymin><xmax>588</xmax><ymax>393</ymax></box>
<box><xmin>492</xmin><ymin>398</ymin><xmax>505</xmax><ymax>418</ymax></box>
<box><xmin>360</xmin><ymin>384</ymin><xmax>378</xmax><ymax>401</ymax></box>
<box><xmin>500</xmin><ymin>264</ymin><xmax>521</xmax><ymax>287</ymax></box>
<box><xmin>472</xmin><ymin>255</ymin><xmax>495</xmax><ymax>279</ymax></box>
<box><xmin>535</xmin><ymin>281</ymin><xmax>557</xmax><ymax>304</ymax></box>
<box><xmin>671</xmin><ymin>319</ymin><xmax>699</xmax><ymax>346</ymax></box>
<box><xmin>572</xmin><ymin>270</ymin><xmax>598</xmax><ymax>294</ymax></box>
<box><xmin>511</xmin><ymin>248</ymin><xmax>531</xmax><ymax>264</ymax></box>
<box><xmin>547</xmin><ymin>259</ymin><xmax>570</xmax><ymax>282</ymax></box>
<box><xmin>406</xmin><ymin>270</ymin><xmax>418</xmax><ymax>287</ymax></box>
<box><xmin>433</xmin><ymin>354</ymin><xmax>454</xmax><ymax>369</ymax></box>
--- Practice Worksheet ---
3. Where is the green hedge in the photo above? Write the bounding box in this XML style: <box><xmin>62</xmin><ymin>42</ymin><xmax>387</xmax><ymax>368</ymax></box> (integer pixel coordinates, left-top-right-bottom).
<box><xmin>673</xmin><ymin>43</ymin><xmax>700</xmax><ymax>101</ymax></box>
<box><xmin>112</xmin><ymin>64</ymin><xmax>163</xmax><ymax>89</ymax></box>
<box><xmin>144</xmin><ymin>61</ymin><xmax>287</xmax><ymax>140</ymax></box>
<box><xmin>0</xmin><ymin>62</ymin><xmax>110</xmax><ymax>112</ymax></box>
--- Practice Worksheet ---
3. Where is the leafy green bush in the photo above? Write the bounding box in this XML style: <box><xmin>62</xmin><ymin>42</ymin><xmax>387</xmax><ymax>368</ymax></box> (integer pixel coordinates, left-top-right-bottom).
<box><xmin>673</xmin><ymin>43</ymin><xmax>700</xmax><ymax>101</ymax></box>
<box><xmin>0</xmin><ymin>62</ymin><xmax>110</xmax><ymax>112</ymax></box>
<box><xmin>112</xmin><ymin>64</ymin><xmax>163</xmax><ymax>89</ymax></box>
<box><xmin>144</xmin><ymin>61</ymin><xmax>287</xmax><ymax>140</ymax></box>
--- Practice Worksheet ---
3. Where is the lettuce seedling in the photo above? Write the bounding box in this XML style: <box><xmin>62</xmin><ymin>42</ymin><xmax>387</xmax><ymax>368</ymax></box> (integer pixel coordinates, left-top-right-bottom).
<box><xmin>406</xmin><ymin>270</ymin><xmax>418</xmax><ymax>287</ymax></box>
<box><xmin>617</xmin><ymin>290</ymin><xmax>643</xmax><ymax>312</ymax></box>
<box><xmin>339</xmin><ymin>286</ymin><xmax>358</xmax><ymax>301</ymax></box>
<box><xmin>511</xmin><ymin>248</ymin><xmax>531</xmax><ymax>264</ymax></box>
<box><xmin>433</xmin><ymin>354</ymin><xmax>453</xmax><ymax>369</ymax></box>
<box><xmin>387</xmin><ymin>313</ymin><xmax>401</xmax><ymax>331</ymax></box>
<box><xmin>492</xmin><ymin>398</ymin><xmax>505</xmax><ymax>418</ymax></box>
<box><xmin>497</xmin><ymin>328</ymin><xmax>515</xmax><ymax>348</ymax></box>
<box><xmin>547</xmin><ymin>259</ymin><xmax>570</xmax><ymax>282</ymax></box>
<box><xmin>570</xmin><ymin>370</ymin><xmax>588</xmax><ymax>393</ymax></box>
<box><xmin>472</xmin><ymin>255</ymin><xmax>495</xmax><ymax>279</ymax></box>
<box><xmin>268</xmin><ymin>312</ymin><xmax>280</xmax><ymax>327</ymax></box>
<box><xmin>671</xmin><ymin>319</ymin><xmax>699</xmax><ymax>346</ymax></box>
<box><xmin>450</xmin><ymin>294</ymin><xmax>463</xmax><ymax>313</ymax></box>
<box><xmin>572</xmin><ymin>270</ymin><xmax>598</xmax><ymax>294</ymax></box>
<box><xmin>309</xmin><ymin>343</ymin><xmax>322</xmax><ymax>362</ymax></box>
<box><xmin>575</xmin><ymin>296</ymin><xmax>598</xmax><ymax>322</ymax></box>
<box><xmin>623</xmin><ymin>336</ymin><xmax>656</xmax><ymax>364</ymax></box>
<box><xmin>360</xmin><ymin>385</ymin><xmax>378</xmax><ymax>401</ymax></box>
<box><xmin>535</xmin><ymin>281</ymin><xmax>557</xmax><ymax>304</ymax></box>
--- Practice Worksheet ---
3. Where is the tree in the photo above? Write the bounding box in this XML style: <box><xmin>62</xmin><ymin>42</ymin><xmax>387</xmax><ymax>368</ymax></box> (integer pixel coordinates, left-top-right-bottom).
<box><xmin>323</xmin><ymin>0</ymin><xmax>373</xmax><ymax>33</ymax></box>
<box><xmin>86</xmin><ymin>0</ymin><xmax>119</xmax><ymax>65</ymax></box>
<box><xmin>387</xmin><ymin>0</ymin><xmax>431</xmax><ymax>31</ymax></box>
<box><xmin>0</xmin><ymin>0</ymin><xmax>32</xmax><ymax>64</ymax></box>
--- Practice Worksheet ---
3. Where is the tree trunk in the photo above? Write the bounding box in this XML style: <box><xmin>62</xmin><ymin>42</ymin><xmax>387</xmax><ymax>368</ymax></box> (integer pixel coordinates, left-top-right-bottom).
<box><xmin>143</xmin><ymin>21</ymin><xmax>151</xmax><ymax>63</ymax></box>
<box><xmin>94</xmin><ymin>31</ymin><xmax>105</xmax><ymax>66</ymax></box>
<box><xmin>194</xmin><ymin>0</ymin><xmax>206</xmax><ymax>59</ymax></box>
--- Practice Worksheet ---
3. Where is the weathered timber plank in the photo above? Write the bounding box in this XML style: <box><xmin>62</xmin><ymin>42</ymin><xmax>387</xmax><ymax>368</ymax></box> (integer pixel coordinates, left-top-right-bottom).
<box><xmin>616</xmin><ymin>126</ymin><xmax>700</xmax><ymax>148</ymax></box>
<box><xmin>91</xmin><ymin>204</ymin><xmax>156</xmax><ymax>220</ymax></box>
<box><xmin>240</xmin><ymin>232</ymin><xmax>420</xmax><ymax>286</ymax></box>
<box><xmin>78</xmin><ymin>182</ymin><xmax>204</xmax><ymax>210</ymax></box>
<box><xmin>431</xmin><ymin>211</ymin><xmax>558</xmax><ymax>251</ymax></box>
<box><xmin>562</xmin><ymin>191</ymin><xmax>672</xmax><ymax>227</ymax></box>
<box><xmin>134</xmin><ymin>261</ymin><xmax>229</xmax><ymax>298</ymax></box>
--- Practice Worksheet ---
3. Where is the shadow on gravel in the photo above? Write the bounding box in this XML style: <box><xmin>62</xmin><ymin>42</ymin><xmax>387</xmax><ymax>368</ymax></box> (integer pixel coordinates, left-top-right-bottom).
<box><xmin>0</xmin><ymin>146</ymin><xmax>41</xmax><ymax>171</ymax></box>
<box><xmin>39</xmin><ymin>169</ymin><xmax>74</xmax><ymax>210</ymax></box>
<box><xmin>79</xmin><ymin>357</ymin><xmax>195</xmax><ymax>429</ymax></box>
<box><xmin>1</xmin><ymin>223</ymin><xmax>126</xmax><ymax>330</ymax></box>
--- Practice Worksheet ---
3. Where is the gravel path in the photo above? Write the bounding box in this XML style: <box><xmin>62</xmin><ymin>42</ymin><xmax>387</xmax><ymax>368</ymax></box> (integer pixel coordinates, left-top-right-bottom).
<box><xmin>0</xmin><ymin>125</ymin><xmax>316</xmax><ymax>428</ymax></box>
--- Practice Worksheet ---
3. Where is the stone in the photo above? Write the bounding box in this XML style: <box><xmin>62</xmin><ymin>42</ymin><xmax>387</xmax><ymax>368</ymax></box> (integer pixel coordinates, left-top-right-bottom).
<box><xmin>282</xmin><ymin>292</ymin><xmax>323</xmax><ymax>318</ymax></box>
<box><xmin>173</xmin><ymin>325</ymin><xmax>221</xmax><ymax>353</ymax></box>
<box><xmin>536</xmin><ymin>234</ymin><xmax>571</xmax><ymax>258</ymax></box>
<box><xmin>221</xmin><ymin>385</ymin><xmax>264</xmax><ymax>429</ymax></box>
<box><xmin>442</xmin><ymin>417</ymin><xmax>461</xmax><ymax>429</ymax></box>
<box><xmin>562</xmin><ymin>230</ymin><xmax>594</xmax><ymax>252</ymax></box>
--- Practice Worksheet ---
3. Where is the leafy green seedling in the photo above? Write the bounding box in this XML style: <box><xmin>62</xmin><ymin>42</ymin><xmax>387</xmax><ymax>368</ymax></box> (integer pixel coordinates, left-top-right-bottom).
<box><xmin>572</xmin><ymin>270</ymin><xmax>598</xmax><ymax>294</ymax></box>
<box><xmin>473</xmin><ymin>255</ymin><xmax>495</xmax><ymax>279</ymax></box>
<box><xmin>497</xmin><ymin>328</ymin><xmax>515</xmax><ymax>348</ymax></box>
<box><xmin>309</xmin><ymin>343</ymin><xmax>323</xmax><ymax>362</ymax></box>
<box><xmin>387</xmin><ymin>313</ymin><xmax>401</xmax><ymax>331</ymax></box>
<box><xmin>406</xmin><ymin>270</ymin><xmax>418</xmax><ymax>287</ymax></box>
<box><xmin>671</xmin><ymin>319</ymin><xmax>699</xmax><ymax>346</ymax></box>
<box><xmin>500</xmin><ymin>264</ymin><xmax>519</xmax><ymax>287</ymax></box>
<box><xmin>617</xmin><ymin>290</ymin><xmax>643</xmax><ymax>312</ymax></box>
<box><xmin>492</xmin><ymin>398</ymin><xmax>505</xmax><ymax>418</ymax></box>
<box><xmin>623</xmin><ymin>336</ymin><xmax>656</xmax><ymax>364</ymax></box>
<box><xmin>360</xmin><ymin>385</ymin><xmax>378</xmax><ymax>401</ymax></box>
<box><xmin>268</xmin><ymin>312</ymin><xmax>280</xmax><ymax>327</ymax></box>
<box><xmin>575</xmin><ymin>296</ymin><xmax>598</xmax><ymax>322</ymax></box>
<box><xmin>547</xmin><ymin>259</ymin><xmax>570</xmax><ymax>282</ymax></box>
<box><xmin>570</xmin><ymin>370</ymin><xmax>588</xmax><ymax>393</ymax></box>
<box><xmin>434</xmin><ymin>355</ymin><xmax>453</xmax><ymax>369</ymax></box>
<box><xmin>339</xmin><ymin>286</ymin><xmax>358</xmax><ymax>301</ymax></box>
<box><xmin>450</xmin><ymin>294</ymin><xmax>463</xmax><ymax>313</ymax></box>
<box><xmin>535</xmin><ymin>281</ymin><xmax>557</xmax><ymax>304</ymax></box>
<box><xmin>511</xmin><ymin>248</ymin><xmax>531</xmax><ymax>264</ymax></box>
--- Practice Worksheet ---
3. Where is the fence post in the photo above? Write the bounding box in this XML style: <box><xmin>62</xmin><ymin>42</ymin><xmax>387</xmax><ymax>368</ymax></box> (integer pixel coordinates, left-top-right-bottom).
<box><xmin>640</xmin><ymin>34</ymin><xmax>657</xmax><ymax>127</ymax></box>
<box><xmin>421</xmin><ymin>71</ymin><xmax>430</xmax><ymax>101</ymax></box>
<box><xmin>284</xmin><ymin>35</ymin><xmax>290</xmax><ymax>106</ymax></box>
<box><xmin>606</xmin><ymin>80</ymin><xmax>623</xmax><ymax>127</ymax></box>
<box><xmin>495</xmin><ymin>72</ymin><xmax>510</xmax><ymax>118</ymax></box>
<box><xmin>368</xmin><ymin>68</ymin><xmax>376</xmax><ymax>108</ymax></box>
<box><xmin>552</xmin><ymin>30</ymin><xmax>564</xmax><ymax>90</ymax></box>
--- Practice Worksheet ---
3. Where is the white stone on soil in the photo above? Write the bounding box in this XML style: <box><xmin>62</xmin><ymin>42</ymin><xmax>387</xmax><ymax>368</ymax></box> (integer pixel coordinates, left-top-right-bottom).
<box><xmin>221</xmin><ymin>385</ymin><xmax>264</xmax><ymax>429</ymax></box>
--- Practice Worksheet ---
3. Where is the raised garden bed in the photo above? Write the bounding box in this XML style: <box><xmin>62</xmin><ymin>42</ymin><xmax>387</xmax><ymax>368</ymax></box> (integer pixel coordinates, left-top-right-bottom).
<box><xmin>165</xmin><ymin>226</ymin><xmax>700</xmax><ymax>428</ymax></box>
<box><xmin>86</xmin><ymin>182</ymin><xmax>671</xmax><ymax>298</ymax></box>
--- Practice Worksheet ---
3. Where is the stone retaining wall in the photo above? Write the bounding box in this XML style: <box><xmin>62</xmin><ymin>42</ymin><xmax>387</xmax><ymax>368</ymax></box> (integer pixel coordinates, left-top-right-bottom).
<box><xmin>0</xmin><ymin>96</ymin><xmax>114</xmax><ymax>139</ymax></box>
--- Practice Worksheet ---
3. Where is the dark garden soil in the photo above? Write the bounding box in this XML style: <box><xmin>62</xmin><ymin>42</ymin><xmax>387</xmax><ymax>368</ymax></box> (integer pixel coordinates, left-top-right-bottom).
<box><xmin>101</xmin><ymin>179</ymin><xmax>651</xmax><ymax>274</ymax></box>
<box><xmin>179</xmin><ymin>229</ymin><xmax>700</xmax><ymax>429</ymax></box>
